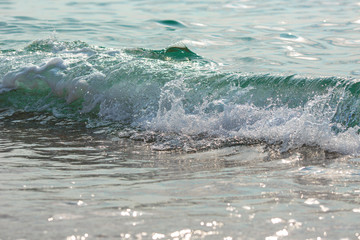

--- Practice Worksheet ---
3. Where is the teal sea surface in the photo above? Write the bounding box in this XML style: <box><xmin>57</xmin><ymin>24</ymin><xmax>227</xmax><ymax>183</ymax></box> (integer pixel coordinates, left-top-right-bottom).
<box><xmin>1</xmin><ymin>0</ymin><xmax>360</xmax><ymax>239</ymax></box>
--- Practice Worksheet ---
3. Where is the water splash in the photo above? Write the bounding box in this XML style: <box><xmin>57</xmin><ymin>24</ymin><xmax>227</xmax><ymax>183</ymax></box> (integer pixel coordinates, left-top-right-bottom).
<box><xmin>1</xmin><ymin>39</ymin><xmax>360</xmax><ymax>154</ymax></box>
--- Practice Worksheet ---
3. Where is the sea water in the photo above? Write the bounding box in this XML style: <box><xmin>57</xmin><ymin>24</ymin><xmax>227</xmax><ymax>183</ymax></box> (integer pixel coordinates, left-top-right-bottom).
<box><xmin>1</xmin><ymin>0</ymin><xmax>360</xmax><ymax>239</ymax></box>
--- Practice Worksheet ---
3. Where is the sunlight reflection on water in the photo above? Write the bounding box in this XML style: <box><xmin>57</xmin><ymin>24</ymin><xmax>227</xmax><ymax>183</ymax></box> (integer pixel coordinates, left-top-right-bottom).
<box><xmin>2</xmin><ymin>0</ymin><xmax>360</xmax><ymax>239</ymax></box>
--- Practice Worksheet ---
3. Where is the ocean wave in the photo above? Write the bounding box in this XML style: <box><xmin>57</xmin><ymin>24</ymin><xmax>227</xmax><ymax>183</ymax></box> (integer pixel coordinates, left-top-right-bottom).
<box><xmin>1</xmin><ymin>39</ymin><xmax>360</xmax><ymax>155</ymax></box>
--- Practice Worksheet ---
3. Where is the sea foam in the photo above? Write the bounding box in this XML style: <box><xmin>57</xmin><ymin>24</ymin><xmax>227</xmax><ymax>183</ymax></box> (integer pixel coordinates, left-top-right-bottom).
<box><xmin>1</xmin><ymin>40</ymin><xmax>360</xmax><ymax>155</ymax></box>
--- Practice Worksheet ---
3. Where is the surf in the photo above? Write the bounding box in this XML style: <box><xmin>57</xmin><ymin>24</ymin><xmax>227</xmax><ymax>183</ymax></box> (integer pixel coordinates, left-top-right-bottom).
<box><xmin>1</xmin><ymin>39</ymin><xmax>360</xmax><ymax>155</ymax></box>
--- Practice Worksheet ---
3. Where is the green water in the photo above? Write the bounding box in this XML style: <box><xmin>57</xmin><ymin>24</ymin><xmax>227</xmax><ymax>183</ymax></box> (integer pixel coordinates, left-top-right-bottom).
<box><xmin>1</xmin><ymin>0</ymin><xmax>360</xmax><ymax>239</ymax></box>
<box><xmin>2</xmin><ymin>0</ymin><xmax>360</xmax><ymax>76</ymax></box>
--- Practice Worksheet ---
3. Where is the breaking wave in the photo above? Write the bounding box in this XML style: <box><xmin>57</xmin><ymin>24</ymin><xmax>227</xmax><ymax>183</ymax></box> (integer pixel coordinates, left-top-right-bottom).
<box><xmin>1</xmin><ymin>39</ymin><xmax>360</xmax><ymax>154</ymax></box>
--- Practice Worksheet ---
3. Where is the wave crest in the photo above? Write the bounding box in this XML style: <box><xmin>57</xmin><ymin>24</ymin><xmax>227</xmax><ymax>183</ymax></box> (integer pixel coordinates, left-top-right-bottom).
<box><xmin>1</xmin><ymin>40</ymin><xmax>360</xmax><ymax>155</ymax></box>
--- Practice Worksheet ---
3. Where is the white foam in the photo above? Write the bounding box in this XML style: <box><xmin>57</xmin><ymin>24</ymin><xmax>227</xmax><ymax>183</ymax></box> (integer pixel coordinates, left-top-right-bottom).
<box><xmin>148</xmin><ymin>83</ymin><xmax>360</xmax><ymax>155</ymax></box>
<box><xmin>0</xmin><ymin>83</ymin><xmax>14</xmax><ymax>93</ymax></box>
<box><xmin>2</xmin><ymin>57</ymin><xmax>66</xmax><ymax>89</ymax></box>
<box><xmin>2</xmin><ymin>42</ymin><xmax>360</xmax><ymax>155</ymax></box>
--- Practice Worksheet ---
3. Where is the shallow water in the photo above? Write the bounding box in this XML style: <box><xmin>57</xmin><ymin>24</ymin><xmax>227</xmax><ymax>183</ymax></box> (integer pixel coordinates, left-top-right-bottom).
<box><xmin>1</xmin><ymin>0</ymin><xmax>360</xmax><ymax>239</ymax></box>
<box><xmin>1</xmin><ymin>116</ymin><xmax>360</xmax><ymax>239</ymax></box>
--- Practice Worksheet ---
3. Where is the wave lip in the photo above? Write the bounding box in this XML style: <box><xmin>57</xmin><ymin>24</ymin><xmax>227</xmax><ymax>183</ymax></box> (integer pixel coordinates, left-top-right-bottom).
<box><xmin>156</xmin><ymin>19</ymin><xmax>186</xmax><ymax>28</ymax></box>
<box><xmin>2</xmin><ymin>57</ymin><xmax>66</xmax><ymax>89</ymax></box>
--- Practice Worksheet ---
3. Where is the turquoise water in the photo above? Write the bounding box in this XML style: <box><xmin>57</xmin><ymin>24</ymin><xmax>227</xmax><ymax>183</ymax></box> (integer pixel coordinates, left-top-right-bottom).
<box><xmin>2</xmin><ymin>0</ymin><xmax>360</xmax><ymax>76</ymax></box>
<box><xmin>1</xmin><ymin>0</ymin><xmax>360</xmax><ymax>239</ymax></box>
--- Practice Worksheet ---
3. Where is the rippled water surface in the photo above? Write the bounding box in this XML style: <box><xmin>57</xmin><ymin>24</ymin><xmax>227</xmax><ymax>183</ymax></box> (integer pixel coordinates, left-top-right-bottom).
<box><xmin>1</xmin><ymin>116</ymin><xmax>360</xmax><ymax>240</ymax></box>
<box><xmin>1</xmin><ymin>0</ymin><xmax>360</xmax><ymax>76</ymax></box>
<box><xmin>1</xmin><ymin>0</ymin><xmax>360</xmax><ymax>239</ymax></box>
